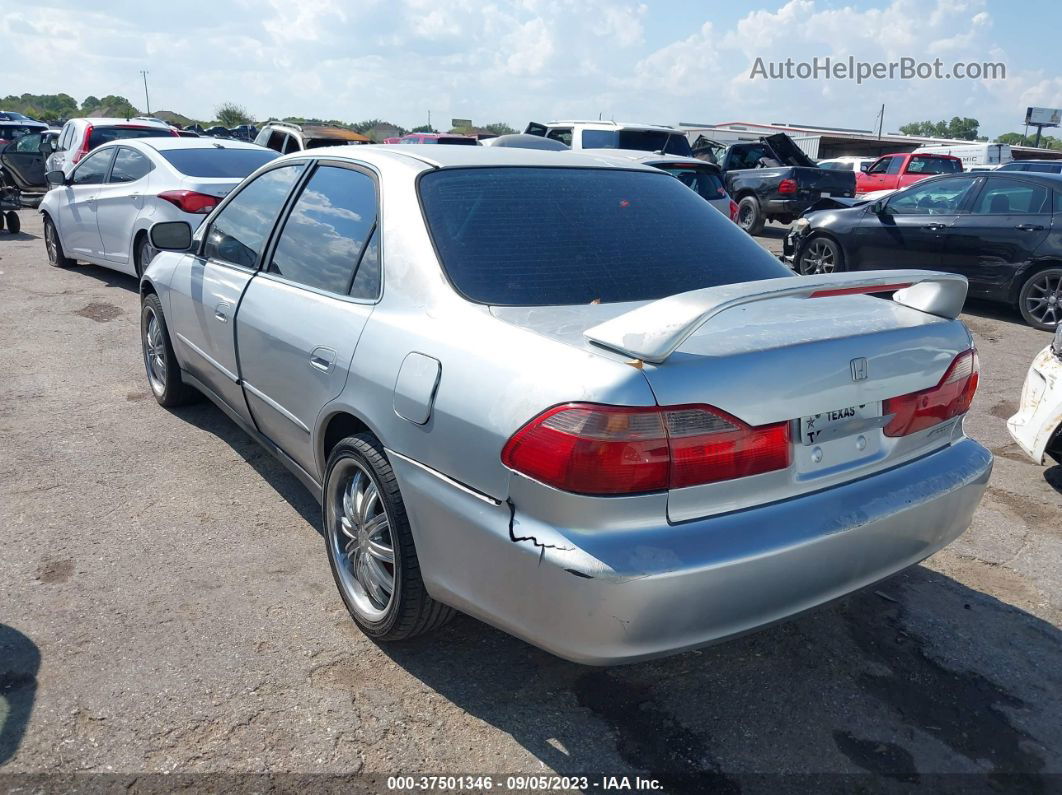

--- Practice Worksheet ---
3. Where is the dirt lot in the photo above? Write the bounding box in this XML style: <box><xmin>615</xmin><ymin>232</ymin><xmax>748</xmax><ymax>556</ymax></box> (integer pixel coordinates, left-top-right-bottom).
<box><xmin>1</xmin><ymin>211</ymin><xmax>1060</xmax><ymax>790</ymax></box>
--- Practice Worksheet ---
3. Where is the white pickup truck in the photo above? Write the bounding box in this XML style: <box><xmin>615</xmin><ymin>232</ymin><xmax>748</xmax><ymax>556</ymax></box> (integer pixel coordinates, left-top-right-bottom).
<box><xmin>524</xmin><ymin>120</ymin><xmax>693</xmax><ymax>156</ymax></box>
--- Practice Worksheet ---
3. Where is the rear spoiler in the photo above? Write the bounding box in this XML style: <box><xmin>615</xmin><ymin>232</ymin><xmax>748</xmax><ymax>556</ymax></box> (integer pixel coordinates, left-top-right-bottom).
<box><xmin>584</xmin><ymin>270</ymin><xmax>968</xmax><ymax>364</ymax></box>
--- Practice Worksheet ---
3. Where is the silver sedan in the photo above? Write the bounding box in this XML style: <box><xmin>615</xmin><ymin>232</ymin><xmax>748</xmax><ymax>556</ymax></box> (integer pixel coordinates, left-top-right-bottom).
<box><xmin>138</xmin><ymin>145</ymin><xmax>992</xmax><ymax>664</ymax></box>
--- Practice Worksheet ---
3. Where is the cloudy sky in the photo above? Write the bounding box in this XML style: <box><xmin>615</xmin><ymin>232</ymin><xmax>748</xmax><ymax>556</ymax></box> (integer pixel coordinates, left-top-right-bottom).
<box><xmin>3</xmin><ymin>0</ymin><xmax>1059</xmax><ymax>137</ymax></box>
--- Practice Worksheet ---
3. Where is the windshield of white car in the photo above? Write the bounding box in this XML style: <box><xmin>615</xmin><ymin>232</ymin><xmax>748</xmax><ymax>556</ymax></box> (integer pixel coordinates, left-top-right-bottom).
<box><xmin>581</xmin><ymin>129</ymin><xmax>693</xmax><ymax>157</ymax></box>
<box><xmin>159</xmin><ymin>148</ymin><xmax>280</xmax><ymax>178</ymax></box>
<box><xmin>419</xmin><ymin>166</ymin><xmax>789</xmax><ymax>306</ymax></box>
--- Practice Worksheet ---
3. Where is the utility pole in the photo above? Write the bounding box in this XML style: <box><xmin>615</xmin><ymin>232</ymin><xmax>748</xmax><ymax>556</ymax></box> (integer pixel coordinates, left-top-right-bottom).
<box><xmin>140</xmin><ymin>70</ymin><xmax>151</xmax><ymax>115</ymax></box>
<box><xmin>427</xmin><ymin>110</ymin><xmax>431</xmax><ymax>130</ymax></box>
<box><xmin>877</xmin><ymin>104</ymin><xmax>884</xmax><ymax>139</ymax></box>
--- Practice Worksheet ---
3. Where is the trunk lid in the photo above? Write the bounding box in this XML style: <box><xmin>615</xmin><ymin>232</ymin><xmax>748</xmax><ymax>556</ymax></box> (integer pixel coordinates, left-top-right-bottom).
<box><xmin>493</xmin><ymin>290</ymin><xmax>974</xmax><ymax>521</ymax></box>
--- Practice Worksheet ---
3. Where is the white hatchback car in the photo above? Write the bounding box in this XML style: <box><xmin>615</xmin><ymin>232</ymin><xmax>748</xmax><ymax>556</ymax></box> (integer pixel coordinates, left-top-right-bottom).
<box><xmin>40</xmin><ymin>138</ymin><xmax>278</xmax><ymax>277</ymax></box>
<box><xmin>46</xmin><ymin>117</ymin><xmax>178</xmax><ymax>177</ymax></box>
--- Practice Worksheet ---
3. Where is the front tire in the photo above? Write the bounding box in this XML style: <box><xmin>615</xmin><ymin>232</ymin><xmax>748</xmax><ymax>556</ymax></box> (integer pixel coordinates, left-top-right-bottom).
<box><xmin>4</xmin><ymin>211</ymin><xmax>18</xmax><ymax>234</ymax></box>
<box><xmin>43</xmin><ymin>215</ymin><xmax>74</xmax><ymax>267</ymax></box>
<box><xmin>798</xmin><ymin>235</ymin><xmax>845</xmax><ymax>275</ymax></box>
<box><xmin>324</xmin><ymin>434</ymin><xmax>455</xmax><ymax>641</ymax></box>
<box><xmin>736</xmin><ymin>195</ymin><xmax>765</xmax><ymax>235</ymax></box>
<box><xmin>141</xmin><ymin>293</ymin><xmax>197</xmax><ymax>407</ymax></box>
<box><xmin>1017</xmin><ymin>267</ymin><xmax>1062</xmax><ymax>332</ymax></box>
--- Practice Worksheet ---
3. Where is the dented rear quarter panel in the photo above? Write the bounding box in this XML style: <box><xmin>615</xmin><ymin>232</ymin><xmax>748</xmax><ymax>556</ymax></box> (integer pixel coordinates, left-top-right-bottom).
<box><xmin>1007</xmin><ymin>345</ymin><xmax>1062</xmax><ymax>464</ymax></box>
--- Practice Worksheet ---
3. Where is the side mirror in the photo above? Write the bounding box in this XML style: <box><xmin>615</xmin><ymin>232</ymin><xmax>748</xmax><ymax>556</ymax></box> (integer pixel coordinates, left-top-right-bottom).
<box><xmin>38</xmin><ymin>138</ymin><xmax>56</xmax><ymax>155</ymax></box>
<box><xmin>870</xmin><ymin>200</ymin><xmax>888</xmax><ymax>215</ymax></box>
<box><xmin>860</xmin><ymin>163</ymin><xmax>870</xmax><ymax>172</ymax></box>
<box><xmin>149</xmin><ymin>221</ymin><xmax>193</xmax><ymax>252</ymax></box>
<box><xmin>45</xmin><ymin>170</ymin><xmax>66</xmax><ymax>187</ymax></box>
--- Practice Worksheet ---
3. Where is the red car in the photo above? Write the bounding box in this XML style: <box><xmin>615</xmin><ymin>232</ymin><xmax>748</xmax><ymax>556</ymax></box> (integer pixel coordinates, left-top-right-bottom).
<box><xmin>393</xmin><ymin>133</ymin><xmax>478</xmax><ymax>146</ymax></box>
<box><xmin>855</xmin><ymin>152</ymin><xmax>962</xmax><ymax>196</ymax></box>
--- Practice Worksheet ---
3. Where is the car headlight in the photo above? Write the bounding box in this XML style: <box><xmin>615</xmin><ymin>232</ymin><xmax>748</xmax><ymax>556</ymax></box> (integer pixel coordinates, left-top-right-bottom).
<box><xmin>1052</xmin><ymin>322</ymin><xmax>1062</xmax><ymax>359</ymax></box>
<box><xmin>792</xmin><ymin>217</ymin><xmax>810</xmax><ymax>234</ymax></box>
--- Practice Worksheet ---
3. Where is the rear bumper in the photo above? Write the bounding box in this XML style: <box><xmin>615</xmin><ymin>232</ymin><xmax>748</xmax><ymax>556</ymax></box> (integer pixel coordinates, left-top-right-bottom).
<box><xmin>1007</xmin><ymin>346</ymin><xmax>1062</xmax><ymax>464</ymax></box>
<box><xmin>392</xmin><ymin>438</ymin><xmax>992</xmax><ymax>665</ymax></box>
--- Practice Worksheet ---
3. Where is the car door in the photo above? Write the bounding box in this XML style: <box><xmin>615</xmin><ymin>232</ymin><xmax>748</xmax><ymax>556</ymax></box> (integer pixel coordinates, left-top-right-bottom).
<box><xmin>95</xmin><ymin>146</ymin><xmax>155</xmax><ymax>267</ymax></box>
<box><xmin>235</xmin><ymin>162</ymin><xmax>380</xmax><ymax>475</ymax></box>
<box><xmin>941</xmin><ymin>175</ymin><xmax>1053</xmax><ymax>299</ymax></box>
<box><xmin>851</xmin><ymin>176</ymin><xmax>978</xmax><ymax>270</ymax></box>
<box><xmin>166</xmin><ymin>161</ymin><xmax>307</xmax><ymax>420</ymax></box>
<box><xmin>0</xmin><ymin>133</ymin><xmax>48</xmax><ymax>190</ymax></box>
<box><xmin>54</xmin><ymin>147</ymin><xmax>115</xmax><ymax>260</ymax></box>
<box><xmin>856</xmin><ymin>155</ymin><xmax>901</xmax><ymax>194</ymax></box>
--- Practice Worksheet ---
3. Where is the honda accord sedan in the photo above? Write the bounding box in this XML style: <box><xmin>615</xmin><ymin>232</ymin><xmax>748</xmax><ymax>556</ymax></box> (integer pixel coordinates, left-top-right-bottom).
<box><xmin>786</xmin><ymin>171</ymin><xmax>1062</xmax><ymax>331</ymax></box>
<box><xmin>40</xmin><ymin>138</ymin><xmax>278</xmax><ymax>277</ymax></box>
<box><xmin>138</xmin><ymin>145</ymin><xmax>992</xmax><ymax>664</ymax></box>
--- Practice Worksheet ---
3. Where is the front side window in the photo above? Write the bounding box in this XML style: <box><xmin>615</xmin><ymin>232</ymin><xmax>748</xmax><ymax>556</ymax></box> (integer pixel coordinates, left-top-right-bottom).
<box><xmin>419</xmin><ymin>166</ymin><xmax>789</xmax><ymax>306</ymax></box>
<box><xmin>203</xmin><ymin>163</ymin><xmax>305</xmax><ymax>268</ymax></box>
<box><xmin>546</xmin><ymin>128</ymin><xmax>573</xmax><ymax>147</ymax></box>
<box><xmin>887</xmin><ymin>177</ymin><xmax>975</xmax><ymax>215</ymax></box>
<box><xmin>866</xmin><ymin>156</ymin><xmax>893</xmax><ymax>174</ymax></box>
<box><xmin>269</xmin><ymin>165</ymin><xmax>378</xmax><ymax>294</ymax></box>
<box><xmin>109</xmin><ymin>148</ymin><xmax>153</xmax><ymax>183</ymax></box>
<box><xmin>71</xmin><ymin>149</ymin><xmax>114</xmax><ymax>185</ymax></box>
<box><xmin>972</xmin><ymin>178</ymin><xmax>1051</xmax><ymax>215</ymax></box>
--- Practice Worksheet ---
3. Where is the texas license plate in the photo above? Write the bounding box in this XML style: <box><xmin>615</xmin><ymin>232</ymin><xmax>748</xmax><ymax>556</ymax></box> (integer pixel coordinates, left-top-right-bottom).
<box><xmin>800</xmin><ymin>402</ymin><xmax>882</xmax><ymax>446</ymax></box>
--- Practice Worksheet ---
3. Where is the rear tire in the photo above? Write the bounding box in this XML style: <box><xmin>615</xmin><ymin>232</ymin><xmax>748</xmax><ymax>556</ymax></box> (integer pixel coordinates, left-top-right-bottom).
<box><xmin>324</xmin><ymin>433</ymin><xmax>456</xmax><ymax>642</ymax></box>
<box><xmin>43</xmin><ymin>215</ymin><xmax>74</xmax><ymax>267</ymax></box>
<box><xmin>141</xmin><ymin>293</ymin><xmax>197</xmax><ymax>407</ymax></box>
<box><xmin>134</xmin><ymin>233</ymin><xmax>157</xmax><ymax>279</ymax></box>
<box><xmin>1017</xmin><ymin>267</ymin><xmax>1062</xmax><ymax>332</ymax></box>
<box><xmin>736</xmin><ymin>195</ymin><xmax>765</xmax><ymax>235</ymax></box>
<box><xmin>798</xmin><ymin>235</ymin><xmax>845</xmax><ymax>275</ymax></box>
<box><xmin>4</xmin><ymin>211</ymin><xmax>18</xmax><ymax>234</ymax></box>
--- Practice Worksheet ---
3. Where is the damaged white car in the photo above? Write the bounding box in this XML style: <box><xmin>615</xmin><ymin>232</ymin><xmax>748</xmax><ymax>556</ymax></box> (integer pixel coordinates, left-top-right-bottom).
<box><xmin>1008</xmin><ymin>325</ymin><xmax>1062</xmax><ymax>465</ymax></box>
<box><xmin>138</xmin><ymin>145</ymin><xmax>992</xmax><ymax>664</ymax></box>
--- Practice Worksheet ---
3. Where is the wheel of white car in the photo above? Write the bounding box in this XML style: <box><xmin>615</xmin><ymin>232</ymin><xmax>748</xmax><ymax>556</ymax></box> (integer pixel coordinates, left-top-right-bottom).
<box><xmin>736</xmin><ymin>195</ymin><xmax>765</xmax><ymax>235</ymax></box>
<box><xmin>798</xmin><ymin>235</ymin><xmax>845</xmax><ymax>275</ymax></box>
<box><xmin>43</xmin><ymin>215</ymin><xmax>74</xmax><ymax>268</ymax></box>
<box><xmin>140</xmin><ymin>293</ymin><xmax>197</xmax><ymax>407</ymax></box>
<box><xmin>323</xmin><ymin>433</ymin><xmax>455</xmax><ymax>641</ymax></box>
<box><xmin>1018</xmin><ymin>267</ymin><xmax>1062</xmax><ymax>332</ymax></box>
<box><xmin>135</xmin><ymin>234</ymin><xmax>158</xmax><ymax>279</ymax></box>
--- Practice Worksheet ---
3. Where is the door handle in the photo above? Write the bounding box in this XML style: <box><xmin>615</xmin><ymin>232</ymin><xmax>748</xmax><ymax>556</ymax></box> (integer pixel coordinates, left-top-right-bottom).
<box><xmin>926</xmin><ymin>222</ymin><xmax>947</xmax><ymax>231</ymax></box>
<box><xmin>1016</xmin><ymin>223</ymin><xmax>1045</xmax><ymax>231</ymax></box>
<box><xmin>309</xmin><ymin>346</ymin><xmax>336</xmax><ymax>373</ymax></box>
<box><xmin>214</xmin><ymin>302</ymin><xmax>231</xmax><ymax>322</ymax></box>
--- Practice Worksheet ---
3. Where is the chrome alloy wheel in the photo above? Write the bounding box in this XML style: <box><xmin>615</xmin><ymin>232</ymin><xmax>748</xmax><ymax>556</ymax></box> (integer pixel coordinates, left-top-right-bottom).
<box><xmin>802</xmin><ymin>238</ymin><xmax>837</xmax><ymax>274</ymax></box>
<box><xmin>143</xmin><ymin>306</ymin><xmax>167</xmax><ymax>396</ymax></box>
<box><xmin>327</xmin><ymin>460</ymin><xmax>396</xmax><ymax>621</ymax></box>
<box><xmin>1024</xmin><ymin>271</ymin><xmax>1062</xmax><ymax>328</ymax></box>
<box><xmin>45</xmin><ymin>222</ymin><xmax>58</xmax><ymax>264</ymax></box>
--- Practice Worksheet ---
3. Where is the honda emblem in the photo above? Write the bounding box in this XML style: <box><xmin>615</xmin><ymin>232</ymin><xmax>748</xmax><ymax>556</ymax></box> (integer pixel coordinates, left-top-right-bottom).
<box><xmin>850</xmin><ymin>357</ymin><xmax>869</xmax><ymax>381</ymax></box>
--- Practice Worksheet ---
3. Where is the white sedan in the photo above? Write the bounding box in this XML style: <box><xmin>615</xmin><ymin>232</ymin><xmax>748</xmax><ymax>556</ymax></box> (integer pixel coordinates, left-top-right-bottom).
<box><xmin>40</xmin><ymin>137</ymin><xmax>278</xmax><ymax>277</ymax></box>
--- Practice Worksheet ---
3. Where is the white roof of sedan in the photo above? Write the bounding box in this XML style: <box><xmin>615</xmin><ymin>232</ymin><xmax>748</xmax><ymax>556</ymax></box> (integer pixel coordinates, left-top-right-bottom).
<box><xmin>271</xmin><ymin>143</ymin><xmax>662</xmax><ymax>171</ymax></box>
<box><xmin>103</xmin><ymin>137</ymin><xmax>268</xmax><ymax>152</ymax></box>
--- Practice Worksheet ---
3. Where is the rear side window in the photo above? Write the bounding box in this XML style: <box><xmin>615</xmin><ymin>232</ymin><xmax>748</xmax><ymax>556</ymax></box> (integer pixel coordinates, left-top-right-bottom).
<box><xmin>203</xmin><ymin>163</ymin><xmax>304</xmax><ymax>268</ymax></box>
<box><xmin>654</xmin><ymin>164</ymin><xmax>726</xmax><ymax>201</ymax></box>
<box><xmin>109</xmin><ymin>148</ymin><xmax>153</xmax><ymax>183</ymax></box>
<box><xmin>160</xmin><ymin>148</ymin><xmax>278</xmax><ymax>178</ymax></box>
<box><xmin>88</xmin><ymin>126</ymin><xmax>170</xmax><ymax>149</ymax></box>
<box><xmin>1022</xmin><ymin>163</ymin><xmax>1062</xmax><ymax>174</ymax></box>
<box><xmin>419</xmin><ymin>167</ymin><xmax>789</xmax><ymax>306</ymax></box>
<box><xmin>581</xmin><ymin>129</ymin><xmax>692</xmax><ymax>157</ymax></box>
<box><xmin>269</xmin><ymin>166</ymin><xmax>378</xmax><ymax>295</ymax></box>
<box><xmin>972</xmin><ymin>178</ymin><xmax>1050</xmax><ymax>214</ymax></box>
<box><xmin>907</xmin><ymin>156</ymin><xmax>961</xmax><ymax>175</ymax></box>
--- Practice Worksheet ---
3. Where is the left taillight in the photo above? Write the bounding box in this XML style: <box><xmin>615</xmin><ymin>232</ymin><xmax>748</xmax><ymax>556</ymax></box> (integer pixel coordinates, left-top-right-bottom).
<box><xmin>728</xmin><ymin>199</ymin><xmax>739</xmax><ymax>222</ymax></box>
<box><xmin>157</xmin><ymin>190</ymin><xmax>219</xmax><ymax>214</ymax></box>
<box><xmin>501</xmin><ymin>403</ymin><xmax>790</xmax><ymax>495</ymax></box>
<box><xmin>883</xmin><ymin>349</ymin><xmax>979</xmax><ymax>437</ymax></box>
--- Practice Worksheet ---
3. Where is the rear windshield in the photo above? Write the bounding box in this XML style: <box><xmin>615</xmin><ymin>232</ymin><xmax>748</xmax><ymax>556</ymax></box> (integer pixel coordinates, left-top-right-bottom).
<box><xmin>419</xmin><ymin>167</ymin><xmax>788</xmax><ymax>306</ymax></box>
<box><xmin>652</xmin><ymin>164</ymin><xmax>726</xmax><ymax>201</ymax></box>
<box><xmin>160</xmin><ymin>148</ymin><xmax>279</xmax><ymax>177</ymax></box>
<box><xmin>304</xmin><ymin>138</ymin><xmax>346</xmax><ymax>150</ymax></box>
<box><xmin>581</xmin><ymin>129</ymin><xmax>692</xmax><ymax>157</ymax></box>
<box><xmin>437</xmin><ymin>137</ymin><xmax>478</xmax><ymax>145</ymax></box>
<box><xmin>88</xmin><ymin>126</ymin><xmax>172</xmax><ymax>149</ymax></box>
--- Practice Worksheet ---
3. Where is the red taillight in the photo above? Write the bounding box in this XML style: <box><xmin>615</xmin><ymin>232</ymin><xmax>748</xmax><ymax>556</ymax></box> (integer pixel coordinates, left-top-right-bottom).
<box><xmin>71</xmin><ymin>125</ymin><xmax>93</xmax><ymax>165</ymax></box>
<box><xmin>728</xmin><ymin>199</ymin><xmax>739</xmax><ymax>221</ymax></box>
<box><xmin>883</xmin><ymin>349</ymin><xmax>979</xmax><ymax>437</ymax></box>
<box><xmin>157</xmin><ymin>190</ymin><xmax>219</xmax><ymax>214</ymax></box>
<box><xmin>778</xmin><ymin>178</ymin><xmax>798</xmax><ymax>194</ymax></box>
<box><xmin>501</xmin><ymin>403</ymin><xmax>790</xmax><ymax>495</ymax></box>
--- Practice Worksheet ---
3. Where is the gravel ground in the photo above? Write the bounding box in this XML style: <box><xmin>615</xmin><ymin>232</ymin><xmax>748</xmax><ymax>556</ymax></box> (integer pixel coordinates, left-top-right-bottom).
<box><xmin>1</xmin><ymin>211</ymin><xmax>1060</xmax><ymax>790</ymax></box>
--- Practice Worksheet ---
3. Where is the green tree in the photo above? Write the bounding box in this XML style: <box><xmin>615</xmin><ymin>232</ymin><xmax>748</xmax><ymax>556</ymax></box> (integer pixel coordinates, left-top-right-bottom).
<box><xmin>410</xmin><ymin>124</ymin><xmax>437</xmax><ymax>133</ymax></box>
<box><xmin>484</xmin><ymin>122</ymin><xmax>517</xmax><ymax>135</ymax></box>
<box><xmin>97</xmin><ymin>95</ymin><xmax>139</xmax><ymax>117</ymax></box>
<box><xmin>215</xmin><ymin>102</ymin><xmax>252</xmax><ymax>127</ymax></box>
<box><xmin>81</xmin><ymin>95</ymin><xmax>101</xmax><ymax>113</ymax></box>
<box><xmin>898</xmin><ymin>117</ymin><xmax>980</xmax><ymax>140</ymax></box>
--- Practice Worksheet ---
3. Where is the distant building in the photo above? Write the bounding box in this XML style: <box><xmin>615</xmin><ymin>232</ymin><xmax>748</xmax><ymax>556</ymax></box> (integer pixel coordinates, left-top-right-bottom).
<box><xmin>678</xmin><ymin>120</ymin><xmax>1062</xmax><ymax>162</ymax></box>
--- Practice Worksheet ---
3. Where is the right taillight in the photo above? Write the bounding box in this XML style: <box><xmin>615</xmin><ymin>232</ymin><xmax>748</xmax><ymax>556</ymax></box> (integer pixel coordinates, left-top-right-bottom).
<box><xmin>158</xmin><ymin>190</ymin><xmax>220</xmax><ymax>214</ymax></box>
<box><xmin>778</xmin><ymin>178</ymin><xmax>798</xmax><ymax>194</ymax></box>
<box><xmin>501</xmin><ymin>403</ymin><xmax>789</xmax><ymax>495</ymax></box>
<box><xmin>883</xmin><ymin>349</ymin><xmax>979</xmax><ymax>437</ymax></box>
